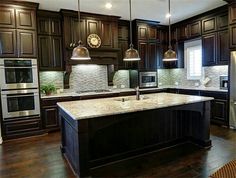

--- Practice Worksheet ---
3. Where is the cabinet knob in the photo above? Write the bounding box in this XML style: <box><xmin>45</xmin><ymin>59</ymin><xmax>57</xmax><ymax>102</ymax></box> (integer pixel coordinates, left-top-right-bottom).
<box><xmin>69</xmin><ymin>43</ymin><xmax>73</xmax><ymax>47</ymax></box>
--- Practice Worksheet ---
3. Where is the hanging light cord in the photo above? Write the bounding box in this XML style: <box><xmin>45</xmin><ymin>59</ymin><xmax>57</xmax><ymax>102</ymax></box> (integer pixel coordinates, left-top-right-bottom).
<box><xmin>78</xmin><ymin>0</ymin><xmax>82</xmax><ymax>45</ymax></box>
<box><xmin>129</xmin><ymin>0</ymin><xmax>133</xmax><ymax>48</ymax></box>
<box><xmin>168</xmin><ymin>0</ymin><xmax>171</xmax><ymax>50</ymax></box>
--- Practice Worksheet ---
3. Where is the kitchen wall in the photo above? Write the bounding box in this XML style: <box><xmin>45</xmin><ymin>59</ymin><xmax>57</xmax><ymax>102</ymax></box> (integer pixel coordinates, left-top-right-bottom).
<box><xmin>39</xmin><ymin>71</ymin><xmax>64</xmax><ymax>89</ymax></box>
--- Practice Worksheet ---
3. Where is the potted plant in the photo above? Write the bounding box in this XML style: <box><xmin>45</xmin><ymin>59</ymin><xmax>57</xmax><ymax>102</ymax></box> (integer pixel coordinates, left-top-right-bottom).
<box><xmin>40</xmin><ymin>84</ymin><xmax>56</xmax><ymax>96</ymax></box>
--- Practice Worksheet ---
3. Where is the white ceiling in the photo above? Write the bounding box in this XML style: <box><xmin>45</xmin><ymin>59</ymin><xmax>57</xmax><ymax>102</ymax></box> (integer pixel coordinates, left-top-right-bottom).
<box><xmin>27</xmin><ymin>0</ymin><xmax>227</xmax><ymax>25</ymax></box>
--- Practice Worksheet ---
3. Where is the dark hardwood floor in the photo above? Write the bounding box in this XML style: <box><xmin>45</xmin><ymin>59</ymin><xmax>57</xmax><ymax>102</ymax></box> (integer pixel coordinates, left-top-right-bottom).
<box><xmin>0</xmin><ymin>125</ymin><xmax>236</xmax><ymax>178</ymax></box>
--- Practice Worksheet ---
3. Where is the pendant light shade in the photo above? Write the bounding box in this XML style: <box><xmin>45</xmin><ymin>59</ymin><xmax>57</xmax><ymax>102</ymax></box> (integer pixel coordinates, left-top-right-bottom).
<box><xmin>163</xmin><ymin>48</ymin><xmax>177</xmax><ymax>61</ymax></box>
<box><xmin>123</xmin><ymin>44</ymin><xmax>140</xmax><ymax>61</ymax></box>
<box><xmin>71</xmin><ymin>0</ymin><xmax>91</xmax><ymax>60</ymax></box>
<box><xmin>163</xmin><ymin>0</ymin><xmax>177</xmax><ymax>62</ymax></box>
<box><xmin>71</xmin><ymin>41</ymin><xmax>91</xmax><ymax>60</ymax></box>
<box><xmin>123</xmin><ymin>0</ymin><xmax>140</xmax><ymax>61</ymax></box>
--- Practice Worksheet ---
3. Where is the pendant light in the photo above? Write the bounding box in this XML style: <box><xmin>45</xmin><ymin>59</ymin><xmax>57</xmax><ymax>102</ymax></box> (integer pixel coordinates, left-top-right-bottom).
<box><xmin>163</xmin><ymin>0</ymin><xmax>177</xmax><ymax>62</ymax></box>
<box><xmin>123</xmin><ymin>0</ymin><xmax>140</xmax><ymax>61</ymax></box>
<box><xmin>71</xmin><ymin>0</ymin><xmax>91</xmax><ymax>60</ymax></box>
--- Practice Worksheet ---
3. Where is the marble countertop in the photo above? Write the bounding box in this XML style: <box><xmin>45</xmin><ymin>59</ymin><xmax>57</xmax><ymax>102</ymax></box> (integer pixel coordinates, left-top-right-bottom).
<box><xmin>57</xmin><ymin>93</ymin><xmax>214</xmax><ymax>120</ymax></box>
<box><xmin>41</xmin><ymin>86</ymin><xmax>227</xmax><ymax>99</ymax></box>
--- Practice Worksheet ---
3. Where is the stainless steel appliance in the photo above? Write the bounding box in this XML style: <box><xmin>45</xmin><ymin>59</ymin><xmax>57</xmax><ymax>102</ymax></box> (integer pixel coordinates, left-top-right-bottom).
<box><xmin>0</xmin><ymin>58</ymin><xmax>38</xmax><ymax>90</ymax></box>
<box><xmin>139</xmin><ymin>71</ymin><xmax>157</xmax><ymax>88</ymax></box>
<box><xmin>1</xmin><ymin>89</ymin><xmax>40</xmax><ymax>120</ymax></box>
<box><xmin>220</xmin><ymin>75</ymin><xmax>228</xmax><ymax>90</ymax></box>
<box><xmin>230</xmin><ymin>51</ymin><xmax>236</xmax><ymax>128</ymax></box>
<box><xmin>129</xmin><ymin>70</ymin><xmax>157</xmax><ymax>88</ymax></box>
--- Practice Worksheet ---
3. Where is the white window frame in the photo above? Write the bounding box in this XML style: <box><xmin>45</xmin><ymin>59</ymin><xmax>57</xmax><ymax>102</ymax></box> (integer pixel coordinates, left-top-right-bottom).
<box><xmin>184</xmin><ymin>39</ymin><xmax>202</xmax><ymax>80</ymax></box>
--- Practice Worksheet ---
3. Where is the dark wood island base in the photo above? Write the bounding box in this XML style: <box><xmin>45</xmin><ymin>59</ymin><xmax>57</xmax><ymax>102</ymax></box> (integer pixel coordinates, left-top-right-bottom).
<box><xmin>58</xmin><ymin>99</ymin><xmax>212</xmax><ymax>177</ymax></box>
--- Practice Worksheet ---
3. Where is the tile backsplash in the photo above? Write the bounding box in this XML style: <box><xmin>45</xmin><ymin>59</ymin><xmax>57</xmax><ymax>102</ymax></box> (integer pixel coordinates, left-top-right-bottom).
<box><xmin>158</xmin><ymin>65</ymin><xmax>228</xmax><ymax>87</ymax></box>
<box><xmin>39</xmin><ymin>71</ymin><xmax>64</xmax><ymax>89</ymax></box>
<box><xmin>69</xmin><ymin>65</ymin><xmax>108</xmax><ymax>91</ymax></box>
<box><xmin>39</xmin><ymin>65</ymin><xmax>228</xmax><ymax>91</ymax></box>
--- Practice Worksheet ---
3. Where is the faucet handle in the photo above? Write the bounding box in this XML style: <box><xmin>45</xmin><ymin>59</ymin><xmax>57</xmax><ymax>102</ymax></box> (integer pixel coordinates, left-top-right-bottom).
<box><xmin>136</xmin><ymin>86</ymin><xmax>139</xmax><ymax>91</ymax></box>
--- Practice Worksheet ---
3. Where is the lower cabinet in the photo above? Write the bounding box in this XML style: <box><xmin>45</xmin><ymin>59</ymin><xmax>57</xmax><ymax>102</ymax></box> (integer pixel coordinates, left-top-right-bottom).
<box><xmin>2</xmin><ymin>116</ymin><xmax>42</xmax><ymax>140</ymax></box>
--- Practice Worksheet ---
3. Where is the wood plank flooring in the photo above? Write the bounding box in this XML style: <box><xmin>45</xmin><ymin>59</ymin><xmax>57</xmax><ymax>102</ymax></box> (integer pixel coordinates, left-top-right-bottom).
<box><xmin>0</xmin><ymin>125</ymin><xmax>236</xmax><ymax>178</ymax></box>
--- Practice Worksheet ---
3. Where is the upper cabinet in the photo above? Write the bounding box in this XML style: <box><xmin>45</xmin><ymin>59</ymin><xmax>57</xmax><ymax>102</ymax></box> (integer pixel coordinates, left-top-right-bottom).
<box><xmin>37</xmin><ymin>10</ymin><xmax>63</xmax><ymax>71</ymax></box>
<box><xmin>229</xmin><ymin>2</ymin><xmax>236</xmax><ymax>49</ymax></box>
<box><xmin>61</xmin><ymin>10</ymin><xmax>120</xmax><ymax>65</ymax></box>
<box><xmin>0</xmin><ymin>2</ymin><xmax>38</xmax><ymax>58</ymax></box>
<box><xmin>188</xmin><ymin>20</ymin><xmax>201</xmax><ymax>38</ymax></box>
<box><xmin>202</xmin><ymin>17</ymin><xmax>217</xmax><ymax>34</ymax></box>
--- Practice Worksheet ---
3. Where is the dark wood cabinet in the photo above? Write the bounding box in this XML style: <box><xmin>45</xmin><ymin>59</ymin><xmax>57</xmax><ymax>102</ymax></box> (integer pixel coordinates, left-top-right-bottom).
<box><xmin>217</xmin><ymin>30</ymin><xmax>229</xmax><ymax>65</ymax></box>
<box><xmin>17</xmin><ymin>29</ymin><xmax>37</xmax><ymax>57</ymax></box>
<box><xmin>229</xmin><ymin>3</ymin><xmax>236</xmax><ymax>25</ymax></box>
<box><xmin>147</xmin><ymin>42</ymin><xmax>158</xmax><ymax>70</ymax></box>
<box><xmin>15</xmin><ymin>9</ymin><xmax>36</xmax><ymax>30</ymax></box>
<box><xmin>101</xmin><ymin>21</ymin><xmax>118</xmax><ymax>48</ymax></box>
<box><xmin>202</xmin><ymin>17</ymin><xmax>217</xmax><ymax>34</ymax></box>
<box><xmin>138</xmin><ymin>40</ymin><xmax>148</xmax><ymax>69</ymax></box>
<box><xmin>0</xmin><ymin>6</ymin><xmax>15</xmax><ymax>28</ymax></box>
<box><xmin>230</xmin><ymin>24</ymin><xmax>236</xmax><ymax>49</ymax></box>
<box><xmin>177</xmin><ymin>24</ymin><xmax>188</xmax><ymax>40</ymax></box>
<box><xmin>148</xmin><ymin>26</ymin><xmax>157</xmax><ymax>40</ymax></box>
<box><xmin>2</xmin><ymin>116</ymin><xmax>42</xmax><ymax>140</ymax></box>
<box><xmin>217</xmin><ymin>12</ymin><xmax>228</xmax><ymax>30</ymax></box>
<box><xmin>188</xmin><ymin>21</ymin><xmax>201</xmax><ymax>38</ymax></box>
<box><xmin>37</xmin><ymin>11</ymin><xmax>63</xmax><ymax>71</ymax></box>
<box><xmin>0</xmin><ymin>2</ymin><xmax>38</xmax><ymax>58</ymax></box>
<box><xmin>87</xmin><ymin>19</ymin><xmax>100</xmax><ymax>35</ymax></box>
<box><xmin>202</xmin><ymin>33</ymin><xmax>217</xmax><ymax>66</ymax></box>
<box><xmin>0</xmin><ymin>29</ymin><xmax>17</xmax><ymax>57</ymax></box>
<box><xmin>42</xmin><ymin>107</ymin><xmax>59</xmax><ymax>129</ymax></box>
<box><xmin>138</xmin><ymin>25</ymin><xmax>148</xmax><ymax>40</ymax></box>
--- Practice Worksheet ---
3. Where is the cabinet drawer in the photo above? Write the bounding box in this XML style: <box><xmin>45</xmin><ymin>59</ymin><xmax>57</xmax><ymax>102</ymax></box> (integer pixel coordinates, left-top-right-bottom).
<box><xmin>3</xmin><ymin>118</ymin><xmax>41</xmax><ymax>136</ymax></box>
<box><xmin>200</xmin><ymin>91</ymin><xmax>228</xmax><ymax>100</ymax></box>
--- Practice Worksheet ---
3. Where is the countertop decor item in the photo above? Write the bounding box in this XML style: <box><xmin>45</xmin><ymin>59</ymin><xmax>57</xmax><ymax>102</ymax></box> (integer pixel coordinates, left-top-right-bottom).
<box><xmin>40</xmin><ymin>84</ymin><xmax>56</xmax><ymax>96</ymax></box>
<box><xmin>123</xmin><ymin>0</ymin><xmax>140</xmax><ymax>61</ymax></box>
<box><xmin>163</xmin><ymin>0</ymin><xmax>177</xmax><ymax>61</ymax></box>
<box><xmin>71</xmin><ymin>0</ymin><xmax>91</xmax><ymax>60</ymax></box>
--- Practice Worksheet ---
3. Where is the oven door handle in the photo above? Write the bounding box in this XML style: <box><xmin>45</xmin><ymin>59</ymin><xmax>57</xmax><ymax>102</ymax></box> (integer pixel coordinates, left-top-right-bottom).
<box><xmin>3</xmin><ymin>94</ymin><xmax>38</xmax><ymax>98</ymax></box>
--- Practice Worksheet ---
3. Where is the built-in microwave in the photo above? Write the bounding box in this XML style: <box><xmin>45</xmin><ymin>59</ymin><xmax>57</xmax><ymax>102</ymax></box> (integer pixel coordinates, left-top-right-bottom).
<box><xmin>1</xmin><ymin>89</ymin><xmax>40</xmax><ymax>120</ymax></box>
<box><xmin>130</xmin><ymin>70</ymin><xmax>157</xmax><ymax>88</ymax></box>
<box><xmin>0</xmin><ymin>58</ymin><xmax>38</xmax><ymax>90</ymax></box>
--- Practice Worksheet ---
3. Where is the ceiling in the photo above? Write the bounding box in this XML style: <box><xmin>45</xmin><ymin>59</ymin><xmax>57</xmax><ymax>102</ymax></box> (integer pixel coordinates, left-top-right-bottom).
<box><xmin>26</xmin><ymin>0</ymin><xmax>227</xmax><ymax>25</ymax></box>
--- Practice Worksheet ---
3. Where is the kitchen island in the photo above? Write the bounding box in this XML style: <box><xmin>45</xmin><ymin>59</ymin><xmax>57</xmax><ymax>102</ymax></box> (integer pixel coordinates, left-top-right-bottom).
<box><xmin>57</xmin><ymin>93</ymin><xmax>213</xmax><ymax>177</ymax></box>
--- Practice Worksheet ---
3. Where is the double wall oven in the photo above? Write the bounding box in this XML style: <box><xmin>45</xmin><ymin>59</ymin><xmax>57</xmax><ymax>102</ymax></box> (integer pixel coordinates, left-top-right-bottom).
<box><xmin>0</xmin><ymin>58</ymin><xmax>40</xmax><ymax>121</ymax></box>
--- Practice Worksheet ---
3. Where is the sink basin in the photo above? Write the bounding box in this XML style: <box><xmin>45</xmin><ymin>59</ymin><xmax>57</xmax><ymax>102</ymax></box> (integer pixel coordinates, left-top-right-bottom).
<box><xmin>114</xmin><ymin>96</ymin><xmax>149</xmax><ymax>102</ymax></box>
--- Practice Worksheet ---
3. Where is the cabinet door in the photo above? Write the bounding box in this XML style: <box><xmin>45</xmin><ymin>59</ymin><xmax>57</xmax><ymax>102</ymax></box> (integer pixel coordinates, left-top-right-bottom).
<box><xmin>229</xmin><ymin>3</ymin><xmax>236</xmax><ymax>25</ymax></box>
<box><xmin>188</xmin><ymin>21</ymin><xmax>201</xmax><ymax>38</ymax></box>
<box><xmin>87</xmin><ymin>19</ymin><xmax>100</xmax><ymax>35</ymax></box>
<box><xmin>17</xmin><ymin>30</ymin><xmax>37</xmax><ymax>57</ymax></box>
<box><xmin>0</xmin><ymin>29</ymin><xmax>17</xmax><ymax>57</ymax></box>
<box><xmin>118</xmin><ymin>40</ymin><xmax>129</xmax><ymax>69</ymax></box>
<box><xmin>176</xmin><ymin>42</ymin><xmax>184</xmax><ymax>68</ymax></box>
<box><xmin>202</xmin><ymin>17</ymin><xmax>217</xmax><ymax>34</ymax></box>
<box><xmin>0</xmin><ymin>6</ymin><xmax>15</xmax><ymax>28</ymax></box>
<box><xmin>229</xmin><ymin>24</ymin><xmax>236</xmax><ymax>49</ymax></box>
<box><xmin>42</xmin><ymin>107</ymin><xmax>59</xmax><ymax>129</ymax></box>
<box><xmin>37</xmin><ymin>17</ymin><xmax>50</xmax><ymax>35</ymax></box>
<box><xmin>202</xmin><ymin>33</ymin><xmax>216</xmax><ymax>66</ymax></box>
<box><xmin>16</xmin><ymin>9</ymin><xmax>36</xmax><ymax>30</ymax></box>
<box><xmin>138</xmin><ymin>41</ymin><xmax>148</xmax><ymax>69</ymax></box>
<box><xmin>177</xmin><ymin>24</ymin><xmax>188</xmax><ymax>40</ymax></box>
<box><xmin>101</xmin><ymin>21</ymin><xmax>113</xmax><ymax>48</ymax></box>
<box><xmin>217</xmin><ymin>30</ymin><xmax>229</xmax><ymax>65</ymax></box>
<box><xmin>71</xmin><ymin>18</ymin><xmax>86</xmax><ymax>46</ymax></box>
<box><xmin>138</xmin><ymin>25</ymin><xmax>148</xmax><ymax>40</ymax></box>
<box><xmin>148</xmin><ymin>42</ymin><xmax>157</xmax><ymax>70</ymax></box>
<box><xmin>51</xmin><ymin>18</ymin><xmax>61</xmax><ymax>36</ymax></box>
<box><xmin>38</xmin><ymin>35</ymin><xmax>51</xmax><ymax>69</ymax></box>
<box><xmin>51</xmin><ymin>36</ymin><xmax>63</xmax><ymax>70</ymax></box>
<box><xmin>148</xmin><ymin>26</ymin><xmax>157</xmax><ymax>40</ymax></box>
<box><xmin>217</xmin><ymin>12</ymin><xmax>228</xmax><ymax>30</ymax></box>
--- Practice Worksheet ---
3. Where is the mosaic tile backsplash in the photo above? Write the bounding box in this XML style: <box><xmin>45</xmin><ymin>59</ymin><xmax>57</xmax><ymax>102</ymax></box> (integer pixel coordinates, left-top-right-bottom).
<box><xmin>39</xmin><ymin>71</ymin><xmax>64</xmax><ymax>89</ymax></box>
<box><xmin>113</xmin><ymin>70</ymin><xmax>130</xmax><ymax>88</ymax></box>
<box><xmin>158</xmin><ymin>65</ymin><xmax>228</xmax><ymax>87</ymax></box>
<box><xmin>70</xmin><ymin>65</ymin><xmax>108</xmax><ymax>91</ymax></box>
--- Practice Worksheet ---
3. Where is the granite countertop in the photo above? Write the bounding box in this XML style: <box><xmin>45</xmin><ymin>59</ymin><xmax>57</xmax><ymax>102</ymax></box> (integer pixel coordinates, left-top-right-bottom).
<box><xmin>41</xmin><ymin>86</ymin><xmax>227</xmax><ymax>99</ymax></box>
<box><xmin>57</xmin><ymin>93</ymin><xmax>214</xmax><ymax>120</ymax></box>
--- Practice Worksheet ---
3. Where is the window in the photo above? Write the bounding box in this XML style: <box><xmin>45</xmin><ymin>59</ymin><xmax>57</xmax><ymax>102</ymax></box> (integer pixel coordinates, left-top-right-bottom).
<box><xmin>184</xmin><ymin>40</ymin><xmax>202</xmax><ymax>80</ymax></box>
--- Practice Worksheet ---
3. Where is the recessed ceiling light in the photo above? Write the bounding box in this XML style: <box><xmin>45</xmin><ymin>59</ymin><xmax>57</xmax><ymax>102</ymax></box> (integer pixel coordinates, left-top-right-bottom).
<box><xmin>105</xmin><ymin>2</ymin><xmax>112</xmax><ymax>9</ymax></box>
<box><xmin>166</xmin><ymin>13</ymin><xmax>171</xmax><ymax>18</ymax></box>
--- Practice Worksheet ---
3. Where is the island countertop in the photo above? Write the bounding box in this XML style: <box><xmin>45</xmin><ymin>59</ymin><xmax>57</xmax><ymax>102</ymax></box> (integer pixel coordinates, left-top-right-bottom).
<box><xmin>57</xmin><ymin>92</ymin><xmax>214</xmax><ymax>120</ymax></box>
